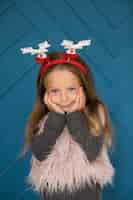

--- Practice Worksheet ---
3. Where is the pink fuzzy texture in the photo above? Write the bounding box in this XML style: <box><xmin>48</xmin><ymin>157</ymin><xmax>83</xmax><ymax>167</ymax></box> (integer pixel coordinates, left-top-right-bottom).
<box><xmin>25</xmin><ymin>114</ymin><xmax>115</xmax><ymax>193</ymax></box>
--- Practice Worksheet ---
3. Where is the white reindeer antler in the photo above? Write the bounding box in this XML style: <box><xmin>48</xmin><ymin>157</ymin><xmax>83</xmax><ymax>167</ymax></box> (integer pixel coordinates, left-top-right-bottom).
<box><xmin>61</xmin><ymin>39</ymin><xmax>91</xmax><ymax>54</ymax></box>
<box><xmin>20</xmin><ymin>40</ymin><xmax>51</xmax><ymax>58</ymax></box>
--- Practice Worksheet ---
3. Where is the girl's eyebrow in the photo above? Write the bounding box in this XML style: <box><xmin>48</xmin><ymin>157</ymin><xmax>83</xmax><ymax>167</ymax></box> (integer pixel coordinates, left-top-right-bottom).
<box><xmin>48</xmin><ymin>87</ymin><xmax>76</xmax><ymax>92</ymax></box>
<box><xmin>49</xmin><ymin>86</ymin><xmax>77</xmax><ymax>89</ymax></box>
<box><xmin>50</xmin><ymin>84</ymin><xmax>83</xmax><ymax>89</ymax></box>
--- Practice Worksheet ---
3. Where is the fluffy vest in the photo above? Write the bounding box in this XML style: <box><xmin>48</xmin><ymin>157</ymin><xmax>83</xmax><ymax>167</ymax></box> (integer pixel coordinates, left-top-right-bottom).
<box><xmin>25</xmin><ymin>113</ymin><xmax>115</xmax><ymax>194</ymax></box>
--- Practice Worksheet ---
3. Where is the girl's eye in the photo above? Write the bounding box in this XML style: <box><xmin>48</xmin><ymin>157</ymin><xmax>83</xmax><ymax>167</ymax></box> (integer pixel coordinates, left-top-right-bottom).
<box><xmin>51</xmin><ymin>88</ymin><xmax>75</xmax><ymax>92</ymax></box>
<box><xmin>51</xmin><ymin>89</ymin><xmax>58</xmax><ymax>93</ymax></box>
<box><xmin>69</xmin><ymin>87</ymin><xmax>76</xmax><ymax>91</ymax></box>
<box><xmin>50</xmin><ymin>88</ymin><xmax>76</xmax><ymax>94</ymax></box>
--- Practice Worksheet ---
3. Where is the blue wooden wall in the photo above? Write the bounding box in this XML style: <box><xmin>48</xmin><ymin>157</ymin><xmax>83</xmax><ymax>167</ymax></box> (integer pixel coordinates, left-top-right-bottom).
<box><xmin>0</xmin><ymin>0</ymin><xmax>132</xmax><ymax>199</ymax></box>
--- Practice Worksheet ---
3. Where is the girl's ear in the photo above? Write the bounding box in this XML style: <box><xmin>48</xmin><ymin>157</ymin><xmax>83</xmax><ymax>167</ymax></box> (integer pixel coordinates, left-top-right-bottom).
<box><xmin>97</xmin><ymin>104</ymin><xmax>106</xmax><ymax>127</ymax></box>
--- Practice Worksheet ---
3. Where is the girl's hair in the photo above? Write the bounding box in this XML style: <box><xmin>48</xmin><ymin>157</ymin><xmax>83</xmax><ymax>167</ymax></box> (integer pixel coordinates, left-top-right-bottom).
<box><xmin>19</xmin><ymin>51</ymin><xmax>114</xmax><ymax>158</ymax></box>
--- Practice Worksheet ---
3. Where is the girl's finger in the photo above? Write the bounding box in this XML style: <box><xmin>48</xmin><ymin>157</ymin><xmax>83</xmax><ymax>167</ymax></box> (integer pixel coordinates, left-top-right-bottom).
<box><xmin>48</xmin><ymin>95</ymin><xmax>54</xmax><ymax>111</ymax></box>
<box><xmin>44</xmin><ymin>92</ymin><xmax>48</xmax><ymax>106</ymax></box>
<box><xmin>45</xmin><ymin>93</ymin><xmax>50</xmax><ymax>108</ymax></box>
<box><xmin>49</xmin><ymin>95</ymin><xmax>56</xmax><ymax>109</ymax></box>
<box><xmin>47</xmin><ymin>93</ymin><xmax>53</xmax><ymax>111</ymax></box>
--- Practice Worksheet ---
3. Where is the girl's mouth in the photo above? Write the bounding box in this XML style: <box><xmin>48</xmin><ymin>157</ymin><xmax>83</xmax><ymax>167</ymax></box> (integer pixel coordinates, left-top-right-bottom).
<box><xmin>61</xmin><ymin>101</ymin><xmax>75</xmax><ymax>108</ymax></box>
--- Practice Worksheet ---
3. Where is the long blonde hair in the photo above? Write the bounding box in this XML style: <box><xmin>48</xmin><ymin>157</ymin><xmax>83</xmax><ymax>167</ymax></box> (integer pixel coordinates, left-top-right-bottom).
<box><xmin>18</xmin><ymin>52</ymin><xmax>114</xmax><ymax>159</ymax></box>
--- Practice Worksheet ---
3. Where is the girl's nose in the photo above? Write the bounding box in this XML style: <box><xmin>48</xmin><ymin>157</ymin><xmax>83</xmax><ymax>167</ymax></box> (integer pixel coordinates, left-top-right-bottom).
<box><xmin>60</xmin><ymin>91</ymin><xmax>68</xmax><ymax>102</ymax></box>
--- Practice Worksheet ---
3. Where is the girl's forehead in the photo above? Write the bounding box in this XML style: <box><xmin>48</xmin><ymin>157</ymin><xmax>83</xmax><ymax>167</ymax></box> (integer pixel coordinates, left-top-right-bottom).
<box><xmin>44</xmin><ymin>70</ymin><xmax>81</xmax><ymax>88</ymax></box>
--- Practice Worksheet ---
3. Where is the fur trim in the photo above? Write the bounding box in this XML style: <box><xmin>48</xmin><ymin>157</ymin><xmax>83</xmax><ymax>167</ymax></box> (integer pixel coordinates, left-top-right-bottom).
<box><xmin>25</xmin><ymin>114</ymin><xmax>115</xmax><ymax>193</ymax></box>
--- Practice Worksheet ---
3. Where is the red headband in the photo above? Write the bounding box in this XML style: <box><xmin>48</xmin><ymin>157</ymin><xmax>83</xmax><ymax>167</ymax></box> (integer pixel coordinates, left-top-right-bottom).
<box><xmin>36</xmin><ymin>52</ymin><xmax>89</xmax><ymax>77</ymax></box>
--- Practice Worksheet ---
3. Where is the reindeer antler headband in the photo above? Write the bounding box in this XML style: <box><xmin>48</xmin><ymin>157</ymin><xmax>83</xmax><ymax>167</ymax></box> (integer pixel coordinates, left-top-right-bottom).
<box><xmin>20</xmin><ymin>39</ymin><xmax>91</xmax><ymax>77</ymax></box>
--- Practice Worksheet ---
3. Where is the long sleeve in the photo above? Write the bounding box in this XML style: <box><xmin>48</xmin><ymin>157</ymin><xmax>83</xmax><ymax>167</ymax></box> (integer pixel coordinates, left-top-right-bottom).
<box><xmin>66</xmin><ymin>111</ymin><xmax>104</xmax><ymax>162</ymax></box>
<box><xmin>30</xmin><ymin>111</ymin><xmax>66</xmax><ymax>161</ymax></box>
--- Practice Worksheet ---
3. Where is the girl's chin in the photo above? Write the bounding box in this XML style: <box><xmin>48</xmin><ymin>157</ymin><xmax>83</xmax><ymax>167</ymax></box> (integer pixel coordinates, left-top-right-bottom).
<box><xmin>62</xmin><ymin>107</ymin><xmax>69</xmax><ymax>112</ymax></box>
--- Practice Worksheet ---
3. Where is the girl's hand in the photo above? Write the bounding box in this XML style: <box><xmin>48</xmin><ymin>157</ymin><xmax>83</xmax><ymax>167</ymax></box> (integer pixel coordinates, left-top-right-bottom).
<box><xmin>67</xmin><ymin>86</ymin><xmax>86</xmax><ymax>113</ymax></box>
<box><xmin>44</xmin><ymin>92</ymin><xmax>65</xmax><ymax>114</ymax></box>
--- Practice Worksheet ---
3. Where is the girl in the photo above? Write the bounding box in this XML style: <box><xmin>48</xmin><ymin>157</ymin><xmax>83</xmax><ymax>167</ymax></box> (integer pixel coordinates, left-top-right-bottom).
<box><xmin>21</xmin><ymin>40</ymin><xmax>115</xmax><ymax>200</ymax></box>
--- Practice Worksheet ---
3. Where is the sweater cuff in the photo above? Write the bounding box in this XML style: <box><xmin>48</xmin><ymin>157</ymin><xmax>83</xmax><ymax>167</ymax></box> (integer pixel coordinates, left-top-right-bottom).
<box><xmin>45</xmin><ymin>111</ymin><xmax>66</xmax><ymax>131</ymax></box>
<box><xmin>66</xmin><ymin>111</ymin><xmax>87</xmax><ymax>130</ymax></box>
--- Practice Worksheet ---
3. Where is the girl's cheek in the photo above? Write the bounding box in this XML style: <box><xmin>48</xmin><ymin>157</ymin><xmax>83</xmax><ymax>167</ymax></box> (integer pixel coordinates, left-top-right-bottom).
<box><xmin>70</xmin><ymin>90</ymin><xmax>78</xmax><ymax>100</ymax></box>
<box><xmin>50</xmin><ymin>94</ymin><xmax>59</xmax><ymax>103</ymax></box>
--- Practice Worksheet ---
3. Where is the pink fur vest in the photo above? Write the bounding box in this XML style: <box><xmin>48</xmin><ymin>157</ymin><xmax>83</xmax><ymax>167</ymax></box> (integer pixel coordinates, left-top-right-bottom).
<box><xmin>25</xmin><ymin>113</ymin><xmax>115</xmax><ymax>194</ymax></box>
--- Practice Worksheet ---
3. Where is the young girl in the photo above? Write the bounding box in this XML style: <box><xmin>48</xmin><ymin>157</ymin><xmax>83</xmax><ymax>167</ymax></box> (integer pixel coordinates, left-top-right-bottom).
<box><xmin>20</xmin><ymin>40</ymin><xmax>115</xmax><ymax>200</ymax></box>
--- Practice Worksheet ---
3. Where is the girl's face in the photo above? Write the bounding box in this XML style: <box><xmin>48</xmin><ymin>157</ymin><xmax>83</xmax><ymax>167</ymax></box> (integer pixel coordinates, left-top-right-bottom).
<box><xmin>44</xmin><ymin>69</ymin><xmax>85</xmax><ymax>111</ymax></box>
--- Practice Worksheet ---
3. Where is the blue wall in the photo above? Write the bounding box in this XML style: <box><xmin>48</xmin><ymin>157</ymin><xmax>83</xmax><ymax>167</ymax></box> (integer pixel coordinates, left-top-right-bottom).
<box><xmin>0</xmin><ymin>0</ymin><xmax>132</xmax><ymax>199</ymax></box>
